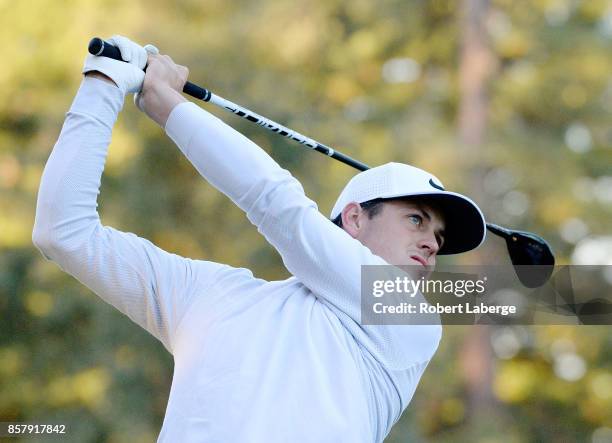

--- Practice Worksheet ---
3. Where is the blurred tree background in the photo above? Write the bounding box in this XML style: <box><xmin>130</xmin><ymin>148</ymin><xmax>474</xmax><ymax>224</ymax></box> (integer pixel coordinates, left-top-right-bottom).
<box><xmin>1</xmin><ymin>0</ymin><xmax>611</xmax><ymax>441</ymax></box>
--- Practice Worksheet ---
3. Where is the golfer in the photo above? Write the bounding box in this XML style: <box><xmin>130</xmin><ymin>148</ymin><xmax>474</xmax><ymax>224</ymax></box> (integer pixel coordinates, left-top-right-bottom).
<box><xmin>33</xmin><ymin>36</ymin><xmax>486</xmax><ymax>442</ymax></box>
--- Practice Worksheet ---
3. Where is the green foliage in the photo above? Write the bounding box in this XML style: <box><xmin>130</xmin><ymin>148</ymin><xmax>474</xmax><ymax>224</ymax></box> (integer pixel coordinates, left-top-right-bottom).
<box><xmin>1</xmin><ymin>0</ymin><xmax>610</xmax><ymax>441</ymax></box>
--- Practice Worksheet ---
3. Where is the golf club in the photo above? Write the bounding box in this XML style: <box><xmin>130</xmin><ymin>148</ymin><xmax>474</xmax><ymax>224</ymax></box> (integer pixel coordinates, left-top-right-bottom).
<box><xmin>88</xmin><ymin>37</ymin><xmax>556</xmax><ymax>287</ymax></box>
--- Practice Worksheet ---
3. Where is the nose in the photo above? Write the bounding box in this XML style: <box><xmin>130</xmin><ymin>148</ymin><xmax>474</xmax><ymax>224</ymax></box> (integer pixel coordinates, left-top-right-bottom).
<box><xmin>417</xmin><ymin>231</ymin><xmax>440</xmax><ymax>257</ymax></box>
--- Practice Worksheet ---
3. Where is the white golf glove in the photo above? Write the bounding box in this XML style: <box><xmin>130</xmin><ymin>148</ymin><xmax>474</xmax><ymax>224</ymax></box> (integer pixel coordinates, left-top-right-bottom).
<box><xmin>82</xmin><ymin>35</ymin><xmax>159</xmax><ymax>95</ymax></box>
<box><xmin>133</xmin><ymin>42</ymin><xmax>160</xmax><ymax>112</ymax></box>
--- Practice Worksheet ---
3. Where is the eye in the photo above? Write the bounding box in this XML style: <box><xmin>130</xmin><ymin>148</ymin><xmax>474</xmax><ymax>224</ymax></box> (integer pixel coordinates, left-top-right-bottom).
<box><xmin>408</xmin><ymin>214</ymin><xmax>423</xmax><ymax>226</ymax></box>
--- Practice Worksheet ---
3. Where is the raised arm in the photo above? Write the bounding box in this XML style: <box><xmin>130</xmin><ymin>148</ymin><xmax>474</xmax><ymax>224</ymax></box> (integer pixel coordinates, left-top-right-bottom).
<box><xmin>32</xmin><ymin>38</ymin><xmax>229</xmax><ymax>353</ymax></box>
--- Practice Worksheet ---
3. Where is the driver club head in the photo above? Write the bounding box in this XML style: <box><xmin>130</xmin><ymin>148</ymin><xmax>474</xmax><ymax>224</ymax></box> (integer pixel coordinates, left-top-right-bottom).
<box><xmin>487</xmin><ymin>224</ymin><xmax>555</xmax><ymax>288</ymax></box>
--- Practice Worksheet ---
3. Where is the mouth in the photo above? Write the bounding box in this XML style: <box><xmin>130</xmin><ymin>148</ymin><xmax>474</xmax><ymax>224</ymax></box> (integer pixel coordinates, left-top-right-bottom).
<box><xmin>410</xmin><ymin>255</ymin><xmax>428</xmax><ymax>267</ymax></box>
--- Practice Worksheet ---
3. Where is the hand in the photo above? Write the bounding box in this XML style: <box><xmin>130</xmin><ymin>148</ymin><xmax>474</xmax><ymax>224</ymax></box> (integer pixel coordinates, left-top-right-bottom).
<box><xmin>134</xmin><ymin>54</ymin><xmax>189</xmax><ymax>127</ymax></box>
<box><xmin>82</xmin><ymin>35</ymin><xmax>156</xmax><ymax>95</ymax></box>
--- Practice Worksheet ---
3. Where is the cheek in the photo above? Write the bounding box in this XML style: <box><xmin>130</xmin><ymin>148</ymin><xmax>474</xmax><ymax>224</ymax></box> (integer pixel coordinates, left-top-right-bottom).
<box><xmin>363</xmin><ymin>222</ymin><xmax>409</xmax><ymax>258</ymax></box>
<box><xmin>359</xmin><ymin>223</ymin><xmax>387</xmax><ymax>256</ymax></box>
<box><xmin>380</xmin><ymin>220</ymin><xmax>413</xmax><ymax>245</ymax></box>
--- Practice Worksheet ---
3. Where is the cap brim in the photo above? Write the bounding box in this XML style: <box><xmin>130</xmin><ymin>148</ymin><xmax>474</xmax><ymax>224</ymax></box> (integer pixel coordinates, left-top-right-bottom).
<box><xmin>407</xmin><ymin>192</ymin><xmax>486</xmax><ymax>255</ymax></box>
<box><xmin>372</xmin><ymin>191</ymin><xmax>486</xmax><ymax>255</ymax></box>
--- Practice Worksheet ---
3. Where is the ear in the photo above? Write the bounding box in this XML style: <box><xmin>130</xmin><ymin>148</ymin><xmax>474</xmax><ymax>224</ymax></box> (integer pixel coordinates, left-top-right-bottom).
<box><xmin>340</xmin><ymin>202</ymin><xmax>363</xmax><ymax>238</ymax></box>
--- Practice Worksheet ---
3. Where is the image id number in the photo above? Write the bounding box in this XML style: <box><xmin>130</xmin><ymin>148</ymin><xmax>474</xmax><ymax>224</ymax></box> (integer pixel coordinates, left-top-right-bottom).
<box><xmin>5</xmin><ymin>423</ymin><xmax>66</xmax><ymax>435</ymax></box>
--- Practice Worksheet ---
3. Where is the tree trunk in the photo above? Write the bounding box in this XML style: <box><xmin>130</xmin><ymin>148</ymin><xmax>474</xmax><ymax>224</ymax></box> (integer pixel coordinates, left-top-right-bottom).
<box><xmin>457</xmin><ymin>0</ymin><xmax>497</xmax><ymax>423</ymax></box>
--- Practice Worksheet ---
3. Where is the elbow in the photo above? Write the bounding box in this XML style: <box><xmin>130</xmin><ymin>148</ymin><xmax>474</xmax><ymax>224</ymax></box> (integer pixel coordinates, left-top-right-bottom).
<box><xmin>32</xmin><ymin>213</ymin><xmax>102</xmax><ymax>262</ymax></box>
<box><xmin>32</xmin><ymin>199</ymin><xmax>55</xmax><ymax>252</ymax></box>
<box><xmin>31</xmin><ymin>212</ymin><xmax>66</xmax><ymax>259</ymax></box>
<box><xmin>243</xmin><ymin>171</ymin><xmax>314</xmax><ymax>226</ymax></box>
<box><xmin>32</xmin><ymin>223</ymin><xmax>57</xmax><ymax>260</ymax></box>
<box><xmin>31</xmin><ymin>201</ymin><xmax>101</xmax><ymax>256</ymax></box>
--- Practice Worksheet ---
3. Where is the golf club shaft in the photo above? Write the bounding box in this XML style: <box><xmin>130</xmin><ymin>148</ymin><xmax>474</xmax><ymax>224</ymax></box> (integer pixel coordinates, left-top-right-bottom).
<box><xmin>88</xmin><ymin>37</ymin><xmax>370</xmax><ymax>171</ymax></box>
<box><xmin>88</xmin><ymin>38</ymin><xmax>558</xmax><ymax>283</ymax></box>
<box><xmin>89</xmin><ymin>37</ymin><xmax>513</xmax><ymax>238</ymax></box>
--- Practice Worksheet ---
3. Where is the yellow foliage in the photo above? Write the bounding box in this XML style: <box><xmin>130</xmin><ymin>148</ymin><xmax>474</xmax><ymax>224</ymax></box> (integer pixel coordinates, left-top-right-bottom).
<box><xmin>249</xmin><ymin>3</ymin><xmax>324</xmax><ymax>67</ymax></box>
<box><xmin>106</xmin><ymin>124</ymin><xmax>143</xmax><ymax>176</ymax></box>
<box><xmin>414</xmin><ymin>143</ymin><xmax>462</xmax><ymax>183</ymax></box>
<box><xmin>495</xmin><ymin>30</ymin><xmax>531</xmax><ymax>59</ymax></box>
<box><xmin>24</xmin><ymin>290</ymin><xmax>54</xmax><ymax>317</ymax></box>
<box><xmin>537</xmin><ymin>196</ymin><xmax>579</xmax><ymax>225</ymax></box>
<box><xmin>533</xmin><ymin>325</ymin><xmax>577</xmax><ymax>346</ymax></box>
<box><xmin>276</xmin><ymin>19</ymin><xmax>320</xmax><ymax>65</ymax></box>
<box><xmin>541</xmin><ymin>377</ymin><xmax>580</xmax><ymax>403</ymax></box>
<box><xmin>20</xmin><ymin>163</ymin><xmax>44</xmax><ymax>195</ymax></box>
<box><xmin>494</xmin><ymin>361</ymin><xmax>538</xmax><ymax>403</ymax></box>
<box><xmin>580</xmin><ymin>397</ymin><xmax>611</xmax><ymax>425</ymax></box>
<box><xmin>0</xmin><ymin>209</ymin><xmax>34</xmax><ymax>248</ymax></box>
<box><xmin>357</xmin><ymin>127</ymin><xmax>392</xmax><ymax>165</ymax></box>
<box><xmin>46</xmin><ymin>367</ymin><xmax>111</xmax><ymax>409</ymax></box>
<box><xmin>577</xmin><ymin>0</ymin><xmax>610</xmax><ymax>20</ymax></box>
<box><xmin>344</xmin><ymin>0</ymin><xmax>377</xmax><ymax>23</ymax></box>
<box><xmin>589</xmin><ymin>371</ymin><xmax>612</xmax><ymax>401</ymax></box>
<box><xmin>440</xmin><ymin>397</ymin><xmax>465</xmax><ymax>424</ymax></box>
<box><xmin>73</xmin><ymin>367</ymin><xmax>111</xmax><ymax>409</ymax></box>
<box><xmin>578</xmin><ymin>54</ymin><xmax>611</xmax><ymax>81</ymax></box>
<box><xmin>431</xmin><ymin>0</ymin><xmax>454</xmax><ymax>16</ymax></box>
<box><xmin>561</xmin><ymin>84</ymin><xmax>587</xmax><ymax>109</ymax></box>
<box><xmin>114</xmin><ymin>345</ymin><xmax>137</xmax><ymax>369</ymax></box>
<box><xmin>325</xmin><ymin>75</ymin><xmax>361</xmax><ymax>105</ymax></box>
<box><xmin>0</xmin><ymin>347</ymin><xmax>23</xmax><ymax>376</ymax></box>
<box><xmin>153</xmin><ymin>229</ymin><xmax>205</xmax><ymax>258</ymax></box>
<box><xmin>46</xmin><ymin>375</ymin><xmax>74</xmax><ymax>407</ymax></box>
<box><xmin>108</xmin><ymin>429</ymin><xmax>159</xmax><ymax>443</ymax></box>
<box><xmin>347</xmin><ymin>30</ymin><xmax>382</xmax><ymax>61</ymax></box>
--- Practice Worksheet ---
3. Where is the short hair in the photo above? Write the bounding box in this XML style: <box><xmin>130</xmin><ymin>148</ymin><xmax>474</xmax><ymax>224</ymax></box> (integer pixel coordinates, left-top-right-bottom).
<box><xmin>331</xmin><ymin>198</ymin><xmax>386</xmax><ymax>229</ymax></box>
<box><xmin>331</xmin><ymin>196</ymin><xmax>445</xmax><ymax>229</ymax></box>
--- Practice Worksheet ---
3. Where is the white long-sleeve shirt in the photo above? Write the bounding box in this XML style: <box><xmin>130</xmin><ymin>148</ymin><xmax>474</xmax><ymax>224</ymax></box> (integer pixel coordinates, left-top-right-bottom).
<box><xmin>32</xmin><ymin>77</ymin><xmax>442</xmax><ymax>443</ymax></box>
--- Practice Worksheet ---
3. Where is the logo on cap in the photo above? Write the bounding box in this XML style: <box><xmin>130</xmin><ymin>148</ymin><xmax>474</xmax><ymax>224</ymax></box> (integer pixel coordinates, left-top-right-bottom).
<box><xmin>429</xmin><ymin>178</ymin><xmax>445</xmax><ymax>191</ymax></box>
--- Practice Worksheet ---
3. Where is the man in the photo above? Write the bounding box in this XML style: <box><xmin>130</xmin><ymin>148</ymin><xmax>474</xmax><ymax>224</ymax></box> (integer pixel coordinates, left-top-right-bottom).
<box><xmin>32</xmin><ymin>36</ymin><xmax>486</xmax><ymax>442</ymax></box>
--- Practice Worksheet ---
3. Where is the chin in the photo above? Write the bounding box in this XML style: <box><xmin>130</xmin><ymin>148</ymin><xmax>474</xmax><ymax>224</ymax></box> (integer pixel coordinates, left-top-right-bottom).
<box><xmin>393</xmin><ymin>263</ymin><xmax>432</xmax><ymax>281</ymax></box>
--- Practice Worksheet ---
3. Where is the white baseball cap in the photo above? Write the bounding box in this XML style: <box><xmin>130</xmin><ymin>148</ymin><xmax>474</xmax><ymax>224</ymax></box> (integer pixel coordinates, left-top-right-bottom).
<box><xmin>330</xmin><ymin>162</ymin><xmax>486</xmax><ymax>255</ymax></box>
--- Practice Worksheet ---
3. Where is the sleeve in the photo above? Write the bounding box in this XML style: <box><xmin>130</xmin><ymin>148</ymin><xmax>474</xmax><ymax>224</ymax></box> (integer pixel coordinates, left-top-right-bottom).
<box><xmin>32</xmin><ymin>77</ymin><xmax>228</xmax><ymax>353</ymax></box>
<box><xmin>164</xmin><ymin>102</ymin><xmax>441</xmax><ymax>368</ymax></box>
